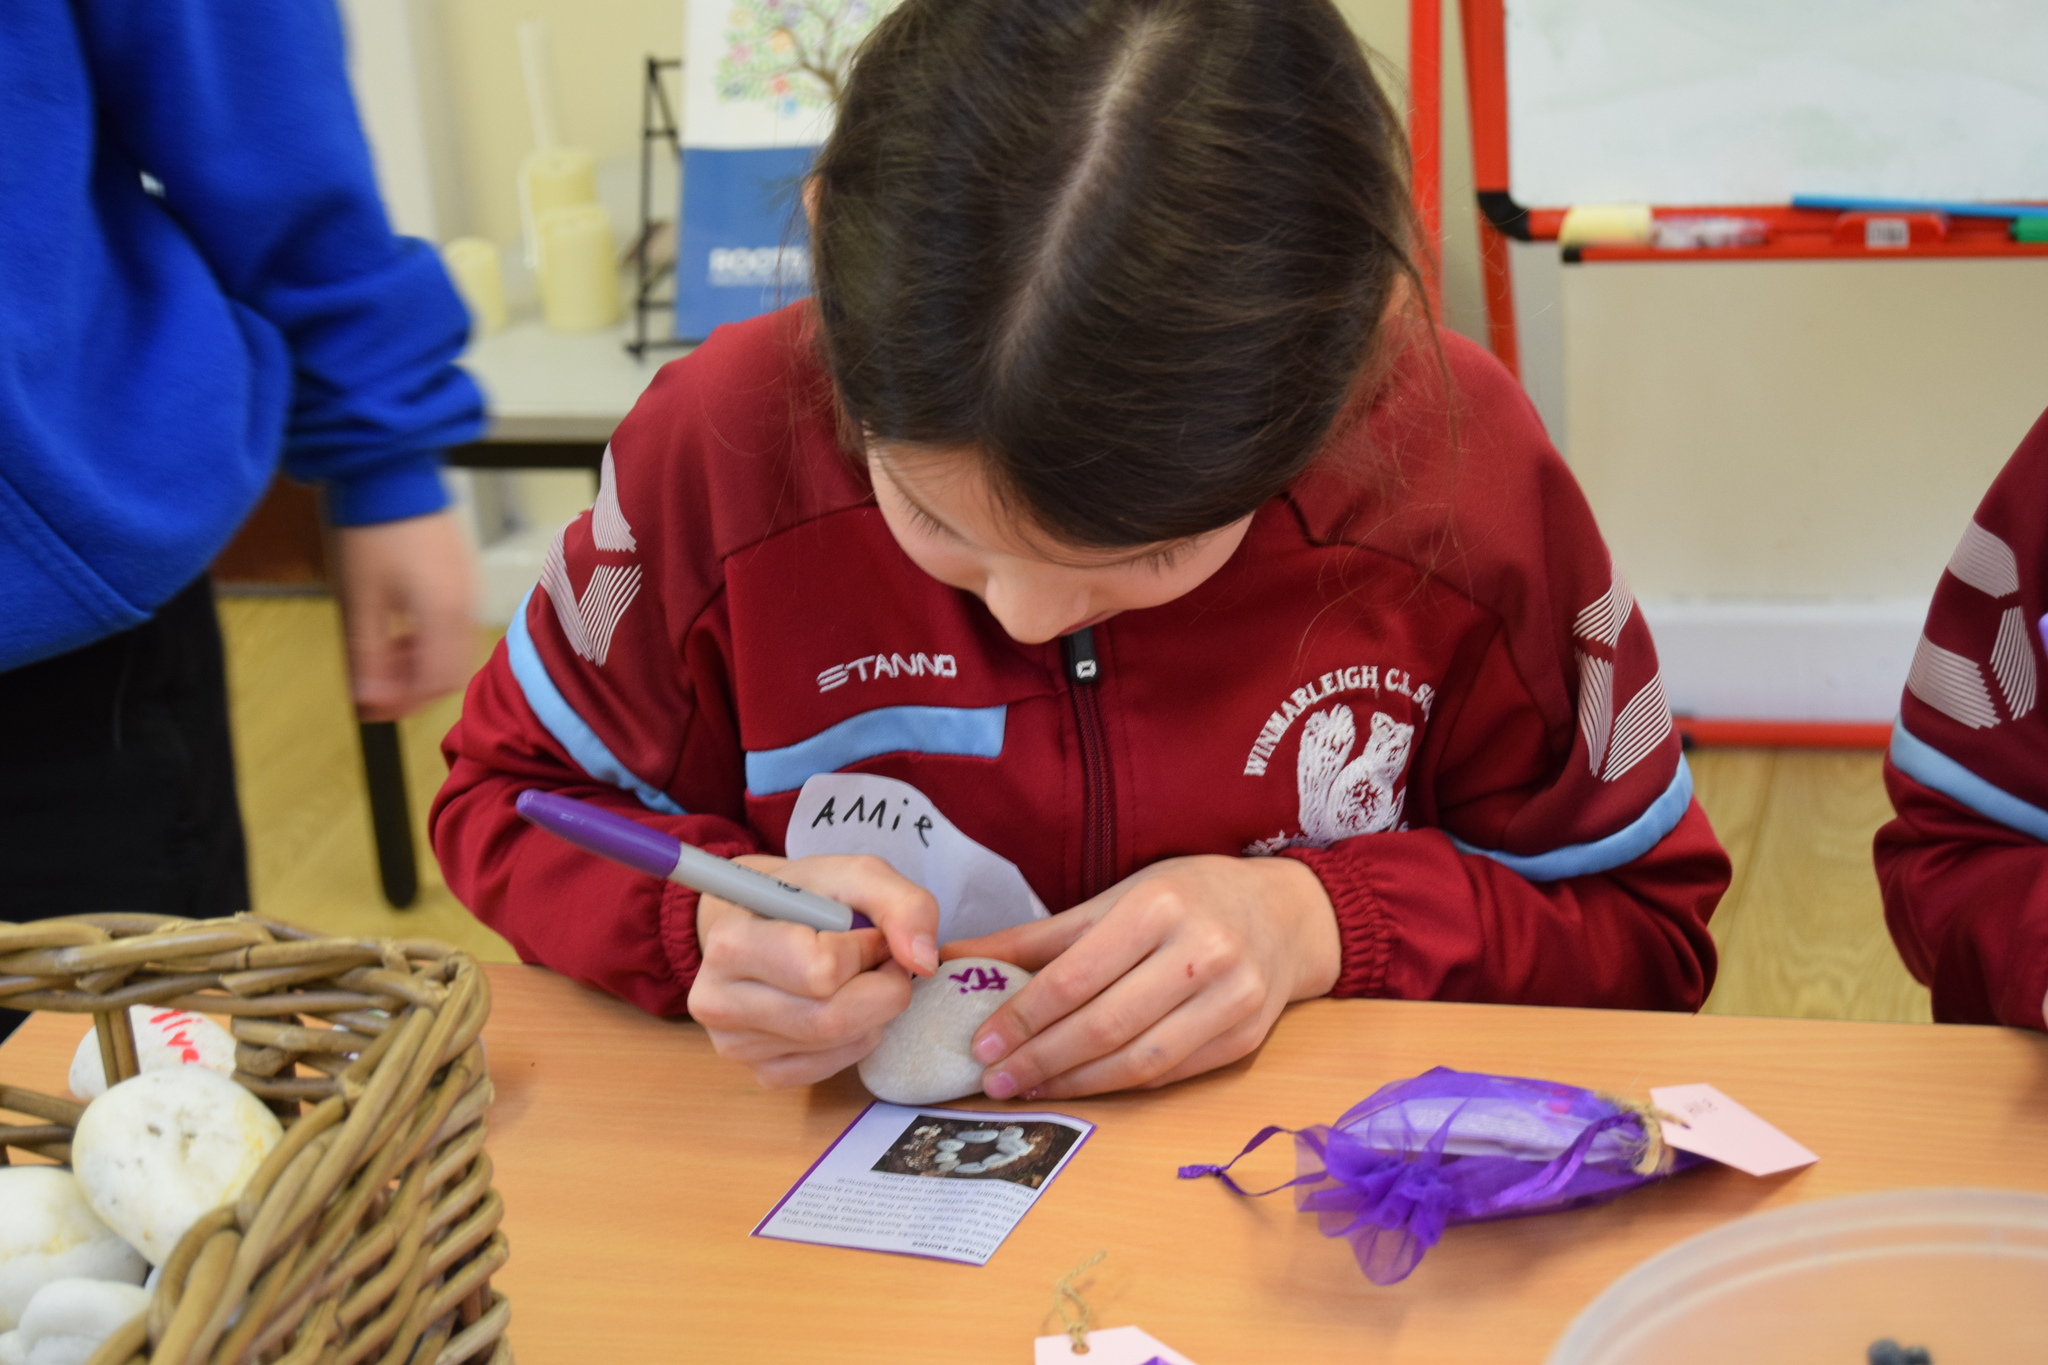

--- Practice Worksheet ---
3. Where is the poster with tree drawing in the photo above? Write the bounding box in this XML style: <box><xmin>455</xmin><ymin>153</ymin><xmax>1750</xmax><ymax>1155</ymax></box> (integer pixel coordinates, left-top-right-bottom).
<box><xmin>716</xmin><ymin>0</ymin><xmax>883</xmax><ymax>117</ymax></box>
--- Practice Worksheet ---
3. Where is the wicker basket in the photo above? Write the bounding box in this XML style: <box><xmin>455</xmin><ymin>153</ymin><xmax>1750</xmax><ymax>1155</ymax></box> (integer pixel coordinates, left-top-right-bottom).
<box><xmin>0</xmin><ymin>914</ymin><xmax>510</xmax><ymax>1365</ymax></box>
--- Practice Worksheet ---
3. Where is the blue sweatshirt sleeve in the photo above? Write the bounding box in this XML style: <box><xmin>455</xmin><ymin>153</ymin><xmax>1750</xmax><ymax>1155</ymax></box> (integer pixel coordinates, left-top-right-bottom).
<box><xmin>74</xmin><ymin>0</ymin><xmax>484</xmax><ymax>526</ymax></box>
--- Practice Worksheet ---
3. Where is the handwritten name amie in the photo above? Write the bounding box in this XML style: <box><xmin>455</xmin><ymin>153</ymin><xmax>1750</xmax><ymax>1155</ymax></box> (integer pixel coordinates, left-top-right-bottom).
<box><xmin>809</xmin><ymin>794</ymin><xmax>936</xmax><ymax>848</ymax></box>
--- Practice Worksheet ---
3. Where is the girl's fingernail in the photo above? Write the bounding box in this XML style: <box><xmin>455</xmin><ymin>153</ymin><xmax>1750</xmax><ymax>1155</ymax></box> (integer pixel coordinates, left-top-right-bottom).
<box><xmin>972</xmin><ymin>1032</ymin><xmax>1006</xmax><ymax>1064</ymax></box>
<box><xmin>911</xmin><ymin>934</ymin><xmax>938</xmax><ymax>973</ymax></box>
<box><xmin>983</xmin><ymin>1071</ymin><xmax>1018</xmax><ymax>1099</ymax></box>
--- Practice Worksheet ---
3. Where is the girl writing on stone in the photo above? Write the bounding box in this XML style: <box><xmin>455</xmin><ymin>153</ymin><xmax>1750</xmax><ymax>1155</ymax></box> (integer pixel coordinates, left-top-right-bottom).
<box><xmin>433</xmin><ymin>0</ymin><xmax>1729</xmax><ymax>1099</ymax></box>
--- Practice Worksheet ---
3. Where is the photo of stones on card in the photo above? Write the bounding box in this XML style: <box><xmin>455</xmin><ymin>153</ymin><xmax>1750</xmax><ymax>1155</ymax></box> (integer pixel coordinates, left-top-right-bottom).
<box><xmin>873</xmin><ymin>1116</ymin><xmax>1082</xmax><ymax>1188</ymax></box>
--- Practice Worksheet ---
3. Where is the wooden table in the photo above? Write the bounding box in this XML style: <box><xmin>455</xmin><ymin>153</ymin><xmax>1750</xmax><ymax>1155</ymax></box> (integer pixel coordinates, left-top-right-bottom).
<box><xmin>7</xmin><ymin>968</ymin><xmax>2047</xmax><ymax>1362</ymax></box>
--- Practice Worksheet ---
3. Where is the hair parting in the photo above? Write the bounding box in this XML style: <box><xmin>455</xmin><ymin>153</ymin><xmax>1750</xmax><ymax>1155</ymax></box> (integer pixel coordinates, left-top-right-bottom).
<box><xmin>811</xmin><ymin>0</ymin><xmax>1432</xmax><ymax>549</ymax></box>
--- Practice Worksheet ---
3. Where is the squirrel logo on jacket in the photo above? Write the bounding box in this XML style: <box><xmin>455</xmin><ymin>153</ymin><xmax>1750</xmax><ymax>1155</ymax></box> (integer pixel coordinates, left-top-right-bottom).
<box><xmin>1296</xmin><ymin>704</ymin><xmax>1414</xmax><ymax>842</ymax></box>
<box><xmin>1241</xmin><ymin>665</ymin><xmax>1427</xmax><ymax>853</ymax></box>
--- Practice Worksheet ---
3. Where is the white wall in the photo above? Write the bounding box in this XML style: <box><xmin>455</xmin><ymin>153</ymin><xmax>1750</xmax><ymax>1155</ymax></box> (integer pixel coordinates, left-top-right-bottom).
<box><xmin>1562</xmin><ymin>256</ymin><xmax>2048</xmax><ymax>719</ymax></box>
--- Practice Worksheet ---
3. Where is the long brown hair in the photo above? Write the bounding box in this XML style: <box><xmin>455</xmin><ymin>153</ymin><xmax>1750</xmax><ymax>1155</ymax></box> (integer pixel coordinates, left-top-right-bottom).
<box><xmin>811</xmin><ymin>0</ymin><xmax>1422</xmax><ymax>548</ymax></box>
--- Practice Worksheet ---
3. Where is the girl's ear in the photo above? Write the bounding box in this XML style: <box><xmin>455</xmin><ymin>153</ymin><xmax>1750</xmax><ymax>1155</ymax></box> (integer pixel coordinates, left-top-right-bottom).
<box><xmin>803</xmin><ymin>176</ymin><xmax>822</xmax><ymax>234</ymax></box>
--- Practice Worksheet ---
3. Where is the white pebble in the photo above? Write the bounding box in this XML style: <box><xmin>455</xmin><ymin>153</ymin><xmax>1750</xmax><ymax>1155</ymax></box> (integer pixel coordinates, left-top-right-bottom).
<box><xmin>72</xmin><ymin>1069</ymin><xmax>283</xmax><ymax>1265</ymax></box>
<box><xmin>0</xmin><ymin>1170</ymin><xmax>145</xmax><ymax>1330</ymax></box>
<box><xmin>934</xmin><ymin>1139</ymin><xmax>964</xmax><ymax>1153</ymax></box>
<box><xmin>67</xmin><ymin>1008</ymin><xmax>235</xmax><ymax>1101</ymax></box>
<box><xmin>857</xmin><ymin>959</ymin><xmax>1031</xmax><ymax>1106</ymax></box>
<box><xmin>6</xmin><ymin>1280</ymin><xmax>151</xmax><ymax>1365</ymax></box>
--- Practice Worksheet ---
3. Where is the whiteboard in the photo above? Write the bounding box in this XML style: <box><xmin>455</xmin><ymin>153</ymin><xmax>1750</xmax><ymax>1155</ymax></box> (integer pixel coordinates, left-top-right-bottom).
<box><xmin>1506</xmin><ymin>0</ymin><xmax>2048</xmax><ymax>207</ymax></box>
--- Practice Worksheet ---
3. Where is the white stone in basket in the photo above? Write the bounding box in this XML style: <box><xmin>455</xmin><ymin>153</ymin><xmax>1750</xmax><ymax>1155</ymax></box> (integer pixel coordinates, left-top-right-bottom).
<box><xmin>0</xmin><ymin>1278</ymin><xmax>152</xmax><ymax>1365</ymax></box>
<box><xmin>0</xmin><ymin>1170</ymin><xmax>145</xmax><ymax>1331</ymax></box>
<box><xmin>72</xmin><ymin>1069</ymin><xmax>283</xmax><ymax>1265</ymax></box>
<box><xmin>67</xmin><ymin>1006</ymin><xmax>235</xmax><ymax>1100</ymax></box>
<box><xmin>858</xmin><ymin>958</ymin><xmax>1030</xmax><ymax>1105</ymax></box>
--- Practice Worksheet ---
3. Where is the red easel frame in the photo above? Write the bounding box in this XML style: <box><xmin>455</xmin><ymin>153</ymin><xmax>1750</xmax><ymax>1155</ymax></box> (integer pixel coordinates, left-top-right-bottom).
<box><xmin>1408</xmin><ymin>0</ymin><xmax>2048</xmax><ymax>388</ymax></box>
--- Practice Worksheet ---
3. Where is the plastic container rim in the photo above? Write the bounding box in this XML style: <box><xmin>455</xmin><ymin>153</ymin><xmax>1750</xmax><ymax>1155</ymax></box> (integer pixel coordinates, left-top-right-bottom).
<box><xmin>1546</xmin><ymin>1187</ymin><xmax>2048</xmax><ymax>1365</ymax></box>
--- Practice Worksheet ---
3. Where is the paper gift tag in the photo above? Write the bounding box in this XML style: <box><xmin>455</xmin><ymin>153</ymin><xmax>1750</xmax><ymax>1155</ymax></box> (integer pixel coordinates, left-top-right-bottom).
<box><xmin>1034</xmin><ymin>1326</ymin><xmax>1199</xmax><ymax>1365</ymax></box>
<box><xmin>1651</xmin><ymin>1083</ymin><xmax>1818</xmax><ymax>1177</ymax></box>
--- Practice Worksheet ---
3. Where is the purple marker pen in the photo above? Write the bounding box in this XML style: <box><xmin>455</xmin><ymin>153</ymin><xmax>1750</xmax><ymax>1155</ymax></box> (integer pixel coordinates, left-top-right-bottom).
<box><xmin>515</xmin><ymin>789</ymin><xmax>873</xmax><ymax>933</ymax></box>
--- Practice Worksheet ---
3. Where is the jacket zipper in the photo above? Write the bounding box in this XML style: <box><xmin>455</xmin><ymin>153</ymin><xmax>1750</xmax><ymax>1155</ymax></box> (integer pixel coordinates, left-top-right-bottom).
<box><xmin>1063</xmin><ymin>627</ymin><xmax>1117</xmax><ymax>901</ymax></box>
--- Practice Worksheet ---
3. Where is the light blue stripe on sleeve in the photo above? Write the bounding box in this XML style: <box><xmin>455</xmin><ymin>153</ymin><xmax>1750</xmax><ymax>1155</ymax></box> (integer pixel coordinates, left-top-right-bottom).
<box><xmin>1450</xmin><ymin>755</ymin><xmax>1695</xmax><ymax>882</ymax></box>
<box><xmin>1890</xmin><ymin>717</ymin><xmax>2048</xmax><ymax>842</ymax></box>
<box><xmin>504</xmin><ymin>588</ymin><xmax>685</xmax><ymax>815</ymax></box>
<box><xmin>745</xmin><ymin>704</ymin><xmax>1008</xmax><ymax>796</ymax></box>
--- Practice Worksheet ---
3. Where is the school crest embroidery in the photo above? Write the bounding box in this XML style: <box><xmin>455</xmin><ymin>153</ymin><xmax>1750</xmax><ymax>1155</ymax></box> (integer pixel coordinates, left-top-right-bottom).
<box><xmin>1244</xmin><ymin>702</ymin><xmax>1416</xmax><ymax>854</ymax></box>
<box><xmin>1298</xmin><ymin>705</ymin><xmax>1415</xmax><ymax>844</ymax></box>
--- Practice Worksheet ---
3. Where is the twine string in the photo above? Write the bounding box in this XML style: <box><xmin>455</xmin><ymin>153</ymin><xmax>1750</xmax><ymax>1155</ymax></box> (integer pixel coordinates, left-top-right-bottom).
<box><xmin>1596</xmin><ymin>1092</ymin><xmax>1685</xmax><ymax>1175</ymax></box>
<box><xmin>1054</xmin><ymin>1250</ymin><xmax>1107</xmax><ymax>1354</ymax></box>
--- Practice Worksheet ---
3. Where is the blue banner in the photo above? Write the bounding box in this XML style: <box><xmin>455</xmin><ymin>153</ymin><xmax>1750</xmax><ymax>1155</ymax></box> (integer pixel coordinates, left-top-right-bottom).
<box><xmin>674</xmin><ymin>146</ymin><xmax>816</xmax><ymax>341</ymax></box>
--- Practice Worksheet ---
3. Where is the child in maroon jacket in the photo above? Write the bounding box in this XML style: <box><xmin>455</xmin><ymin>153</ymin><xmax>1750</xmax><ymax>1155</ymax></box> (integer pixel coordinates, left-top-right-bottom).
<box><xmin>1876</xmin><ymin>408</ymin><xmax>2048</xmax><ymax>1030</ymax></box>
<box><xmin>431</xmin><ymin>0</ymin><xmax>1730</xmax><ymax>1100</ymax></box>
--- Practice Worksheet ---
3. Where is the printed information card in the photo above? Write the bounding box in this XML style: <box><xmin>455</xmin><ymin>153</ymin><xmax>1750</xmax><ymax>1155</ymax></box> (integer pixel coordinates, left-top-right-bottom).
<box><xmin>752</xmin><ymin>1103</ymin><xmax>1093</xmax><ymax>1265</ymax></box>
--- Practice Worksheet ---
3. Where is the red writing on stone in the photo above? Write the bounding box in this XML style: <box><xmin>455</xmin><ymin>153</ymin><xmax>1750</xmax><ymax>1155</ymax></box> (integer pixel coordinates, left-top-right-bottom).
<box><xmin>150</xmin><ymin>1009</ymin><xmax>202</xmax><ymax>1063</ymax></box>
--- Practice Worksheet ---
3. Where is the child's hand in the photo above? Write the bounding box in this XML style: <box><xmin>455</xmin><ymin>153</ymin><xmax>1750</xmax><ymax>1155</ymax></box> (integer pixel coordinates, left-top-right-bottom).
<box><xmin>943</xmin><ymin>856</ymin><xmax>1341</xmax><ymax>1100</ymax></box>
<box><xmin>687</xmin><ymin>854</ymin><xmax>941</xmax><ymax>1088</ymax></box>
<box><xmin>333</xmin><ymin>511</ymin><xmax>479</xmax><ymax>722</ymax></box>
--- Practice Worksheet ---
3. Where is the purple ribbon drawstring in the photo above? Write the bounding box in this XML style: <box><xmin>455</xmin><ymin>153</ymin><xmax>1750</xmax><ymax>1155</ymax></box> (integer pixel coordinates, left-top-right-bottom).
<box><xmin>1176</xmin><ymin>1125</ymin><xmax>1323</xmax><ymax>1197</ymax></box>
<box><xmin>1487</xmin><ymin>1110</ymin><xmax>1640</xmax><ymax>1209</ymax></box>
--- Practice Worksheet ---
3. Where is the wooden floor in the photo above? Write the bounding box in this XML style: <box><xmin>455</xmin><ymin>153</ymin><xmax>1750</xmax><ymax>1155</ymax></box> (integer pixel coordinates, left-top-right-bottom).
<box><xmin>219</xmin><ymin>596</ymin><xmax>1932</xmax><ymax>1022</ymax></box>
<box><xmin>220</xmin><ymin>594</ymin><xmax>516</xmax><ymax>963</ymax></box>
<box><xmin>1692</xmin><ymin>749</ymin><xmax>1930</xmax><ymax>1022</ymax></box>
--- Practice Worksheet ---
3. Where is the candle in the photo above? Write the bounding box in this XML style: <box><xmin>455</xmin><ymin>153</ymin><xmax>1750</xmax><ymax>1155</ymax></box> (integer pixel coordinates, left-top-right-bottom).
<box><xmin>519</xmin><ymin>146</ymin><xmax>597</xmax><ymax>270</ymax></box>
<box><xmin>441</xmin><ymin>237</ymin><xmax>508</xmax><ymax>335</ymax></box>
<box><xmin>522</xmin><ymin>147</ymin><xmax>597</xmax><ymax>219</ymax></box>
<box><xmin>536</xmin><ymin>203</ymin><xmax>622</xmax><ymax>331</ymax></box>
<box><xmin>516</xmin><ymin>18</ymin><xmax>561</xmax><ymax>152</ymax></box>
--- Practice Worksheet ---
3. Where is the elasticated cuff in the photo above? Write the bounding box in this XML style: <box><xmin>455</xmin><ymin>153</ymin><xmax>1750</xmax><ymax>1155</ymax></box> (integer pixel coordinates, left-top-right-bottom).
<box><xmin>653</xmin><ymin>839</ymin><xmax>755</xmax><ymax>1014</ymax></box>
<box><xmin>1278</xmin><ymin>845</ymin><xmax>1391</xmax><ymax>998</ymax></box>
<box><xmin>324</xmin><ymin>454</ymin><xmax>449</xmax><ymax>527</ymax></box>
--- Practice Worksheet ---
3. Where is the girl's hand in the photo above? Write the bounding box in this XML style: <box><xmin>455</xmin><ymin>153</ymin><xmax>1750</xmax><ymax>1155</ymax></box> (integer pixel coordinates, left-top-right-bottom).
<box><xmin>687</xmin><ymin>854</ymin><xmax>941</xmax><ymax>1088</ymax></box>
<box><xmin>941</xmin><ymin>856</ymin><xmax>1341</xmax><ymax>1100</ymax></box>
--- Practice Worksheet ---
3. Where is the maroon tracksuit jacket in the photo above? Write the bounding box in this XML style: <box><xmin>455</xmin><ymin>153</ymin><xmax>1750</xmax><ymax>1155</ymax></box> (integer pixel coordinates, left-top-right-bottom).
<box><xmin>431</xmin><ymin>306</ymin><xmax>1729</xmax><ymax>1019</ymax></box>
<box><xmin>1877</xmin><ymin>407</ymin><xmax>2048</xmax><ymax>1029</ymax></box>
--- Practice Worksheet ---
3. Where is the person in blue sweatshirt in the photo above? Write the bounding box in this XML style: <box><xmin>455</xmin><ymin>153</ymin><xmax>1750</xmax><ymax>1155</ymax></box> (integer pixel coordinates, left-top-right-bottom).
<box><xmin>0</xmin><ymin>1</ymin><xmax>485</xmax><ymax>935</ymax></box>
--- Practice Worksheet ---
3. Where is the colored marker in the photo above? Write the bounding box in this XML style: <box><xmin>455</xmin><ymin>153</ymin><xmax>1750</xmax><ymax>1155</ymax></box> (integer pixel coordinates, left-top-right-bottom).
<box><xmin>1792</xmin><ymin>194</ymin><xmax>2048</xmax><ymax>221</ymax></box>
<box><xmin>515</xmin><ymin>789</ymin><xmax>873</xmax><ymax>933</ymax></box>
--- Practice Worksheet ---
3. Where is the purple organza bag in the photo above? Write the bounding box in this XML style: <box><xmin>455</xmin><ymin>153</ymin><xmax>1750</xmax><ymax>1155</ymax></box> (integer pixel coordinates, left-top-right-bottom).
<box><xmin>1178</xmin><ymin>1067</ymin><xmax>1704</xmax><ymax>1284</ymax></box>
